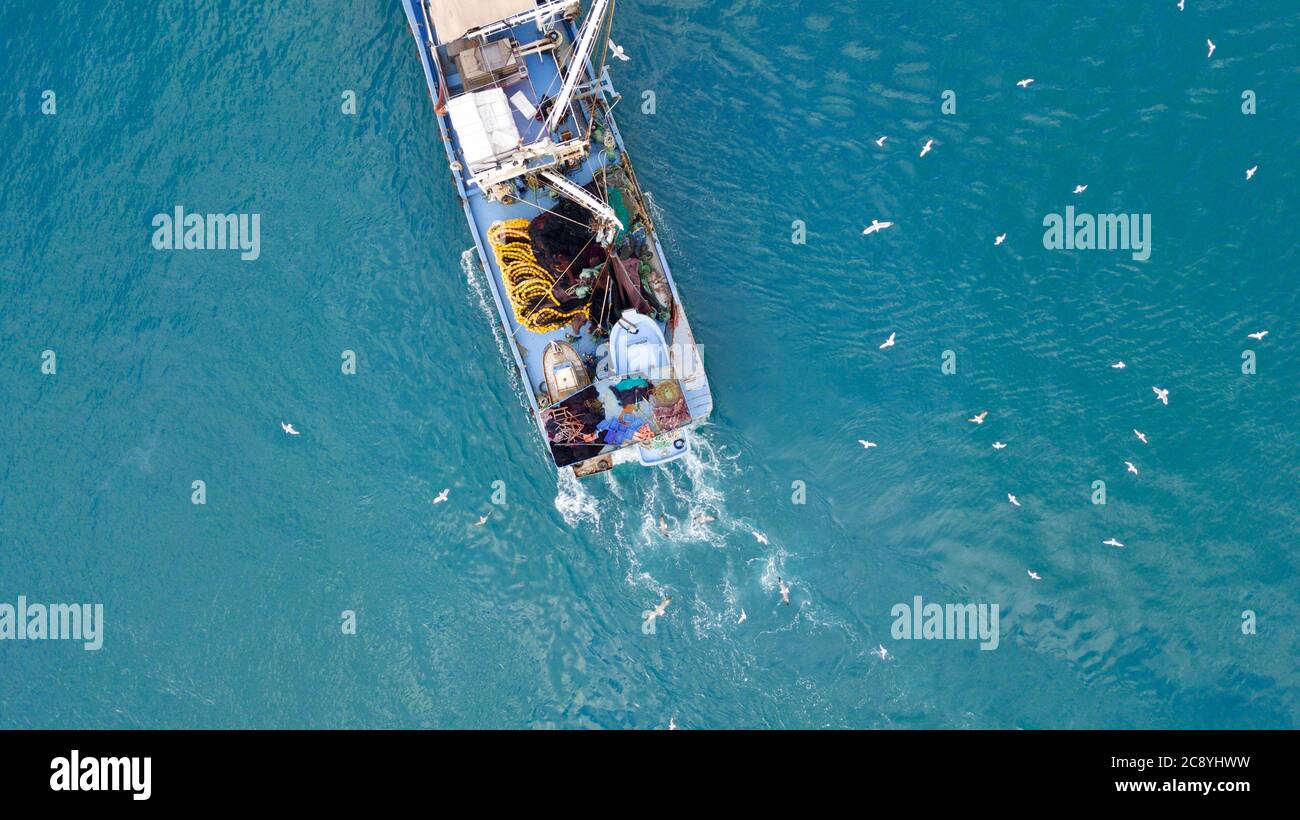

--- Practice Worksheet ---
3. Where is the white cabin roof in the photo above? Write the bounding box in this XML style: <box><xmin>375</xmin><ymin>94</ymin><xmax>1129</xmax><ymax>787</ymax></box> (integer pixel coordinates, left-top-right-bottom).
<box><xmin>447</xmin><ymin>90</ymin><xmax>521</xmax><ymax>171</ymax></box>
<box><xmin>427</xmin><ymin>0</ymin><xmax>539</xmax><ymax>42</ymax></box>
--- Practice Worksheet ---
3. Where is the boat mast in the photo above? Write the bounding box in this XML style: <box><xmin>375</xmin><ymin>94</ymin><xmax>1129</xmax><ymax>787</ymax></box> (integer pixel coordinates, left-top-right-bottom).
<box><xmin>545</xmin><ymin>0</ymin><xmax>612</xmax><ymax>134</ymax></box>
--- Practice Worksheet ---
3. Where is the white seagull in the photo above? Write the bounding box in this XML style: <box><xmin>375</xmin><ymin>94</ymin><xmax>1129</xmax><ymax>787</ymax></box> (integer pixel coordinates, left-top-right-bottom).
<box><xmin>1111</xmin><ymin>361</ymin><xmax>1126</xmax><ymax>369</ymax></box>
<box><xmin>1246</xmin><ymin>166</ymin><xmax>1258</xmax><ymax>180</ymax></box>
<box><xmin>1103</xmin><ymin>538</ymin><xmax>1125</xmax><ymax>548</ymax></box>
<box><xmin>432</xmin><ymin>488</ymin><xmax>450</xmax><ymax>504</ymax></box>
<box><xmin>777</xmin><ymin>577</ymin><xmax>791</xmax><ymax>605</ymax></box>
<box><xmin>1134</xmin><ymin>429</ymin><xmax>1148</xmax><ymax>444</ymax></box>
<box><xmin>863</xmin><ymin>219</ymin><xmax>894</xmax><ymax>235</ymax></box>
<box><xmin>1126</xmin><ymin>461</ymin><xmax>1139</xmax><ymax>475</ymax></box>
<box><xmin>1073</xmin><ymin>184</ymin><xmax>1088</xmax><ymax>194</ymax></box>
<box><xmin>608</xmin><ymin>39</ymin><xmax>630</xmax><ymax>62</ymax></box>
<box><xmin>474</xmin><ymin>514</ymin><xmax>488</xmax><ymax>526</ymax></box>
<box><xmin>1247</xmin><ymin>330</ymin><xmax>1269</xmax><ymax>340</ymax></box>
<box><xmin>1027</xmin><ymin>570</ymin><xmax>1042</xmax><ymax>581</ymax></box>
<box><xmin>658</xmin><ymin>515</ymin><xmax>669</xmax><ymax>535</ymax></box>
<box><xmin>737</xmin><ymin>609</ymin><xmax>747</xmax><ymax>624</ymax></box>
<box><xmin>858</xmin><ymin>440</ymin><xmax>878</xmax><ymax>449</ymax></box>
<box><xmin>1178</xmin><ymin>0</ymin><xmax>1185</xmax><ymax>11</ymax></box>
<box><xmin>968</xmin><ymin>410</ymin><xmax>989</xmax><ymax>425</ymax></box>
<box><xmin>753</xmin><ymin>530</ymin><xmax>769</xmax><ymax>545</ymax></box>
<box><xmin>995</xmin><ymin>233</ymin><xmax>1007</xmax><ymax>245</ymax></box>
<box><xmin>1207</xmin><ymin>39</ymin><xmax>1216</xmax><ymax>59</ymax></box>
<box><xmin>879</xmin><ymin>332</ymin><xmax>896</xmax><ymax>349</ymax></box>
<box><xmin>280</xmin><ymin>422</ymin><xmax>300</xmax><ymax>436</ymax></box>
<box><xmin>1016</xmin><ymin>78</ymin><xmax>1035</xmax><ymax>88</ymax></box>
<box><xmin>874</xmin><ymin>135</ymin><xmax>888</xmax><ymax>148</ymax></box>
<box><xmin>992</xmin><ymin>441</ymin><xmax>1007</xmax><ymax>450</ymax></box>
<box><xmin>1152</xmin><ymin>386</ymin><xmax>1169</xmax><ymax>405</ymax></box>
<box><xmin>919</xmin><ymin>139</ymin><xmax>934</xmax><ymax>157</ymax></box>
<box><xmin>1008</xmin><ymin>493</ymin><xmax>1021</xmax><ymax>507</ymax></box>
<box><xmin>643</xmin><ymin>597</ymin><xmax>671</xmax><ymax>629</ymax></box>
<box><xmin>872</xmin><ymin>644</ymin><xmax>890</xmax><ymax>660</ymax></box>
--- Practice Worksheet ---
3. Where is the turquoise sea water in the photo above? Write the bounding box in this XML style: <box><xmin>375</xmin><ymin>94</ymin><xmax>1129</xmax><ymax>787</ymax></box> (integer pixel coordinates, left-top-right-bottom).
<box><xmin>1</xmin><ymin>0</ymin><xmax>1296</xmax><ymax>728</ymax></box>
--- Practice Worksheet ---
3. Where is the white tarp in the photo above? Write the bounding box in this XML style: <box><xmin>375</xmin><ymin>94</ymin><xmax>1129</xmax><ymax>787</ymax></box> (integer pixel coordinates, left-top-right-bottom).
<box><xmin>427</xmin><ymin>0</ymin><xmax>539</xmax><ymax>42</ymax></box>
<box><xmin>447</xmin><ymin>90</ymin><xmax>521</xmax><ymax>171</ymax></box>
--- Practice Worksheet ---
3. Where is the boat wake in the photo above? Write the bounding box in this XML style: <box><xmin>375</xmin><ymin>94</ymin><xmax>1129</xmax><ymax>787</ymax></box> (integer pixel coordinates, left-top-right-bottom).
<box><xmin>462</xmin><ymin>248</ymin><xmax>524</xmax><ymax>403</ymax></box>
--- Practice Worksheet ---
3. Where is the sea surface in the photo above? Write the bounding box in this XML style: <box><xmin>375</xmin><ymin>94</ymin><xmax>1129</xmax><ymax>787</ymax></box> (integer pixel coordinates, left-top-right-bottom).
<box><xmin>1</xmin><ymin>0</ymin><xmax>1296</xmax><ymax>729</ymax></box>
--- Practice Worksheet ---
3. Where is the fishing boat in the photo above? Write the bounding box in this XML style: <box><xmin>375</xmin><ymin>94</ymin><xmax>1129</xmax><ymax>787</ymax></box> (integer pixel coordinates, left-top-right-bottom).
<box><xmin>401</xmin><ymin>0</ymin><xmax>713</xmax><ymax>477</ymax></box>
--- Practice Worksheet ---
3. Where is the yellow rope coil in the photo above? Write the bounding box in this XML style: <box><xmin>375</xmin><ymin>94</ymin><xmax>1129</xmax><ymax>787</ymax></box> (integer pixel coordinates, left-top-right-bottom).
<box><xmin>488</xmin><ymin>219</ymin><xmax>590</xmax><ymax>333</ymax></box>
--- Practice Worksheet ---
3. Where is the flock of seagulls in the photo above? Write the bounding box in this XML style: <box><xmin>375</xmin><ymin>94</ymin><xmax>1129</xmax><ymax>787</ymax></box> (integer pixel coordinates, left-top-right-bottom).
<box><xmin>854</xmin><ymin>3</ymin><xmax>1269</xmax><ymax>593</ymax></box>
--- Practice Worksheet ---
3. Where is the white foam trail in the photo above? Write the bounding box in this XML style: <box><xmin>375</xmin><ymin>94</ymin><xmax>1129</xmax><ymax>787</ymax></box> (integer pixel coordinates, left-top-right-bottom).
<box><xmin>555</xmin><ymin>467</ymin><xmax>601</xmax><ymax>527</ymax></box>
<box><xmin>462</xmin><ymin>248</ymin><xmax>523</xmax><ymax>398</ymax></box>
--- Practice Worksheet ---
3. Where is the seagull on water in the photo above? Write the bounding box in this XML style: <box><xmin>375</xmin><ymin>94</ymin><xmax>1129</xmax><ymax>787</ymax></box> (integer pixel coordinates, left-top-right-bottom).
<box><xmin>995</xmin><ymin>233</ymin><xmax>1007</xmax><ymax>246</ymax></box>
<box><xmin>1104</xmin><ymin>538</ymin><xmax>1125</xmax><ymax>548</ymax></box>
<box><xmin>1126</xmin><ymin>461</ymin><xmax>1139</xmax><ymax>475</ymax></box>
<box><xmin>1247</xmin><ymin>330</ymin><xmax>1269</xmax><ymax>340</ymax></box>
<box><xmin>1017</xmin><ymin>78</ymin><xmax>1035</xmax><ymax>88</ymax></box>
<box><xmin>859</xmin><ymin>440</ymin><xmax>878</xmax><ymax>449</ymax></box>
<box><xmin>658</xmin><ymin>515</ymin><xmax>669</xmax><ymax>536</ymax></box>
<box><xmin>1073</xmin><ymin>184</ymin><xmax>1088</xmax><ymax>194</ymax></box>
<box><xmin>1028</xmin><ymin>570</ymin><xmax>1042</xmax><ymax>581</ymax></box>
<box><xmin>1134</xmin><ymin>429</ymin><xmax>1148</xmax><ymax>444</ymax></box>
<box><xmin>1246</xmin><ymin>166</ymin><xmax>1258</xmax><ymax>180</ymax></box>
<box><xmin>969</xmin><ymin>410</ymin><xmax>989</xmax><ymax>424</ymax></box>
<box><xmin>695</xmin><ymin>513</ymin><xmax>716</xmax><ymax>524</ymax></box>
<box><xmin>778</xmin><ymin>577</ymin><xmax>791</xmax><ymax>605</ymax></box>
<box><xmin>1207</xmin><ymin>39</ymin><xmax>1216</xmax><ymax>59</ymax></box>
<box><xmin>433</xmin><ymin>488</ymin><xmax>450</xmax><ymax>504</ymax></box>
<box><xmin>872</xmin><ymin>644</ymin><xmax>890</xmax><ymax>660</ymax></box>
<box><xmin>863</xmin><ymin>219</ymin><xmax>894</xmax><ymax>236</ymax></box>
<box><xmin>992</xmin><ymin>441</ymin><xmax>1007</xmax><ymax>450</ymax></box>
<box><xmin>875</xmin><ymin>135</ymin><xmax>888</xmax><ymax>148</ymax></box>
<box><xmin>280</xmin><ymin>422</ymin><xmax>300</xmax><ymax>436</ymax></box>
<box><xmin>920</xmin><ymin>139</ymin><xmax>934</xmax><ymax>157</ymax></box>
<box><xmin>1152</xmin><ymin>386</ymin><xmax>1169</xmax><ymax>405</ymax></box>
<box><xmin>879</xmin><ymin>332</ymin><xmax>896</xmax><ymax>349</ymax></box>
<box><xmin>753</xmin><ymin>530</ymin><xmax>769</xmax><ymax>545</ymax></box>
<box><xmin>1008</xmin><ymin>493</ymin><xmax>1021</xmax><ymax>507</ymax></box>
<box><xmin>1111</xmin><ymin>361</ymin><xmax>1126</xmax><ymax>369</ymax></box>
<box><xmin>608</xmin><ymin>40</ymin><xmax>630</xmax><ymax>62</ymax></box>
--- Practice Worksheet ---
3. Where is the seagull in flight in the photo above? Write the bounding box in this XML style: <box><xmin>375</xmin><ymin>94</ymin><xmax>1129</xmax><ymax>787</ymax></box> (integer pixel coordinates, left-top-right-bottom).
<box><xmin>737</xmin><ymin>609</ymin><xmax>747</xmax><ymax>624</ymax></box>
<box><xmin>1008</xmin><ymin>493</ymin><xmax>1021</xmax><ymax>507</ymax></box>
<box><xmin>777</xmin><ymin>577</ymin><xmax>791</xmax><ymax>605</ymax></box>
<box><xmin>658</xmin><ymin>515</ymin><xmax>669</xmax><ymax>536</ymax></box>
<box><xmin>1027</xmin><ymin>570</ymin><xmax>1042</xmax><ymax>581</ymax></box>
<box><xmin>1073</xmin><ymin>184</ymin><xmax>1088</xmax><ymax>194</ymax></box>
<box><xmin>919</xmin><ymin>139</ymin><xmax>934</xmax><ymax>157</ymax></box>
<box><xmin>753</xmin><ymin>530</ymin><xmax>769</xmax><ymax>545</ymax></box>
<box><xmin>1247</xmin><ymin>330</ymin><xmax>1268</xmax><ymax>340</ymax></box>
<box><xmin>1016</xmin><ymin>78</ymin><xmax>1035</xmax><ymax>88</ymax></box>
<box><xmin>872</xmin><ymin>644</ymin><xmax>890</xmax><ymax>660</ymax></box>
<box><xmin>643</xmin><ymin>597</ymin><xmax>671</xmax><ymax>629</ymax></box>
<box><xmin>968</xmin><ymin>410</ymin><xmax>989</xmax><ymax>425</ymax></box>
<box><xmin>1246</xmin><ymin>165</ymin><xmax>1258</xmax><ymax>180</ymax></box>
<box><xmin>1126</xmin><ymin>461</ymin><xmax>1139</xmax><ymax>475</ymax></box>
<box><xmin>863</xmin><ymin>219</ymin><xmax>894</xmax><ymax>235</ymax></box>
<box><xmin>1178</xmin><ymin>1</ymin><xmax>1185</xmax><ymax>11</ymax></box>
<box><xmin>874</xmin><ymin>135</ymin><xmax>888</xmax><ymax>148</ymax></box>
<box><xmin>879</xmin><ymin>332</ymin><xmax>896</xmax><ymax>349</ymax></box>
<box><xmin>474</xmin><ymin>514</ymin><xmax>488</xmax><ymax>526</ymax></box>
<box><xmin>1152</xmin><ymin>386</ymin><xmax>1169</xmax><ymax>405</ymax></box>
<box><xmin>608</xmin><ymin>39</ymin><xmax>630</xmax><ymax>62</ymax></box>
<box><xmin>1103</xmin><ymin>538</ymin><xmax>1125</xmax><ymax>548</ymax></box>
<box><xmin>280</xmin><ymin>422</ymin><xmax>300</xmax><ymax>436</ymax></box>
<box><xmin>1207</xmin><ymin>39</ymin><xmax>1216</xmax><ymax>59</ymax></box>
<box><xmin>433</xmin><ymin>488</ymin><xmax>450</xmax><ymax>504</ymax></box>
<box><xmin>995</xmin><ymin>233</ymin><xmax>1007</xmax><ymax>245</ymax></box>
<box><xmin>695</xmin><ymin>513</ymin><xmax>716</xmax><ymax>524</ymax></box>
<box><xmin>1134</xmin><ymin>429</ymin><xmax>1148</xmax><ymax>444</ymax></box>
<box><xmin>992</xmin><ymin>441</ymin><xmax>1007</xmax><ymax>450</ymax></box>
<box><xmin>1111</xmin><ymin>361</ymin><xmax>1126</xmax><ymax>369</ymax></box>
<box><xmin>858</xmin><ymin>440</ymin><xmax>878</xmax><ymax>449</ymax></box>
